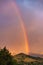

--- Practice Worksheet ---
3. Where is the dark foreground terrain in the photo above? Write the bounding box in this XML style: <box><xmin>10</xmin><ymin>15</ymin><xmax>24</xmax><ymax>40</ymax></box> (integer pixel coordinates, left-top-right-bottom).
<box><xmin>0</xmin><ymin>47</ymin><xmax>43</xmax><ymax>65</ymax></box>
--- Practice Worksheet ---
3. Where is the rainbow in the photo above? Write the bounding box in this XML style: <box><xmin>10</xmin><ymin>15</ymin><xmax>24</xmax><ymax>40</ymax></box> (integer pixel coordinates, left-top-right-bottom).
<box><xmin>11</xmin><ymin>1</ymin><xmax>30</xmax><ymax>54</ymax></box>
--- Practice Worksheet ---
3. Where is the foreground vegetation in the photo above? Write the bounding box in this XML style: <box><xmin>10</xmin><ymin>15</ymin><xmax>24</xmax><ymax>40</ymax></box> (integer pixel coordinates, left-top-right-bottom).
<box><xmin>0</xmin><ymin>47</ymin><xmax>43</xmax><ymax>65</ymax></box>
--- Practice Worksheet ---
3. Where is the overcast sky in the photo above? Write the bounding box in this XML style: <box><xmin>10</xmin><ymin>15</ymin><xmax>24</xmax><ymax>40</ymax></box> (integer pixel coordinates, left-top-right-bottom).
<box><xmin>0</xmin><ymin>0</ymin><xmax>43</xmax><ymax>55</ymax></box>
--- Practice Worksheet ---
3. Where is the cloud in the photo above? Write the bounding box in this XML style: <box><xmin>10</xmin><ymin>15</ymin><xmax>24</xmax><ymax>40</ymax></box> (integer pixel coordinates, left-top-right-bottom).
<box><xmin>0</xmin><ymin>0</ymin><xmax>43</xmax><ymax>54</ymax></box>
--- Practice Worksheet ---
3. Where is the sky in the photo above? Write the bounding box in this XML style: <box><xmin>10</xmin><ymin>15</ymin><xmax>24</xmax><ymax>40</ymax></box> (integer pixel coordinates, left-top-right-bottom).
<box><xmin>0</xmin><ymin>0</ymin><xmax>43</xmax><ymax>55</ymax></box>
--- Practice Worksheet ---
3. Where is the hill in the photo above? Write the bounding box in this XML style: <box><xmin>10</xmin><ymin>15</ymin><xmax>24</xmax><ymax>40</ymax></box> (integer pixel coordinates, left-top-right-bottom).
<box><xmin>14</xmin><ymin>53</ymin><xmax>43</xmax><ymax>65</ymax></box>
<box><xmin>0</xmin><ymin>47</ymin><xmax>43</xmax><ymax>65</ymax></box>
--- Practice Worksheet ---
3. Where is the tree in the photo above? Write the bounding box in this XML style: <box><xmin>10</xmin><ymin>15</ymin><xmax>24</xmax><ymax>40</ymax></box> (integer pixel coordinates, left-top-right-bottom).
<box><xmin>0</xmin><ymin>47</ymin><xmax>18</xmax><ymax>65</ymax></box>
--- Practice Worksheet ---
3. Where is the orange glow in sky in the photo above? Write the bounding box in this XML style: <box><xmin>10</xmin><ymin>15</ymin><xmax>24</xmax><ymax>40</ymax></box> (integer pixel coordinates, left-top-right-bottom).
<box><xmin>11</xmin><ymin>1</ymin><xmax>30</xmax><ymax>54</ymax></box>
<box><xmin>0</xmin><ymin>0</ymin><xmax>43</xmax><ymax>55</ymax></box>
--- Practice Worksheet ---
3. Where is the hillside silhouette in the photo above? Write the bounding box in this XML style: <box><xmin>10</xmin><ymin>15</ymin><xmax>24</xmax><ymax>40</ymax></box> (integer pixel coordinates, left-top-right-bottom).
<box><xmin>0</xmin><ymin>47</ymin><xmax>43</xmax><ymax>65</ymax></box>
